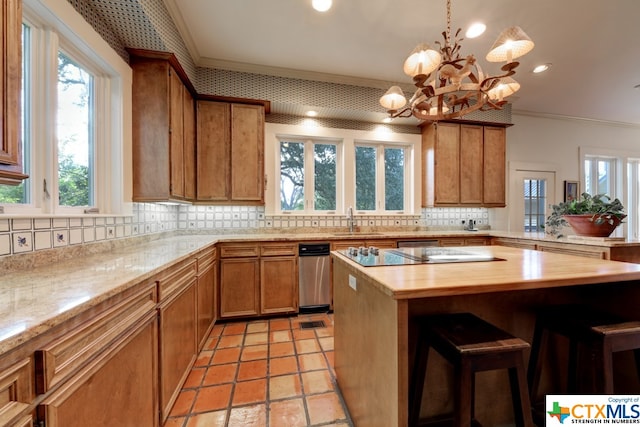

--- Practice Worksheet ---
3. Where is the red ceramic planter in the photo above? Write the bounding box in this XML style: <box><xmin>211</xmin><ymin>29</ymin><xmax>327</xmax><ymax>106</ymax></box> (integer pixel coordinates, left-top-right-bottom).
<box><xmin>563</xmin><ymin>214</ymin><xmax>626</xmax><ymax>237</ymax></box>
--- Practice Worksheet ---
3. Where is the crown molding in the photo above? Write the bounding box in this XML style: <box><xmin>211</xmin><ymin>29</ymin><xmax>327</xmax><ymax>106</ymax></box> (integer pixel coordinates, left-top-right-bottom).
<box><xmin>513</xmin><ymin>110</ymin><xmax>640</xmax><ymax>129</ymax></box>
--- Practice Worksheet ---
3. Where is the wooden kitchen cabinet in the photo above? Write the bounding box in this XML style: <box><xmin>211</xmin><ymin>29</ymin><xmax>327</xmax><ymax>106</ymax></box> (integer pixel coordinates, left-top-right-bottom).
<box><xmin>157</xmin><ymin>258</ymin><xmax>198</xmax><ymax>422</ymax></box>
<box><xmin>422</xmin><ymin>121</ymin><xmax>507</xmax><ymax>207</ymax></box>
<box><xmin>439</xmin><ymin>236</ymin><xmax>490</xmax><ymax>246</ymax></box>
<box><xmin>0</xmin><ymin>358</ymin><xmax>33</xmax><ymax>427</ymax></box>
<box><xmin>35</xmin><ymin>281</ymin><xmax>159</xmax><ymax>427</ymax></box>
<box><xmin>218</xmin><ymin>242</ymin><xmax>298</xmax><ymax>319</ymax></box>
<box><xmin>36</xmin><ymin>313</ymin><xmax>158</xmax><ymax>427</ymax></box>
<box><xmin>196</xmin><ymin>100</ymin><xmax>265</xmax><ymax>204</ymax></box>
<box><xmin>219</xmin><ymin>243</ymin><xmax>260</xmax><ymax>318</ymax></box>
<box><xmin>483</xmin><ymin>126</ymin><xmax>507</xmax><ymax>206</ymax></box>
<box><xmin>0</xmin><ymin>0</ymin><xmax>28</xmax><ymax>185</ymax></box>
<box><xmin>196</xmin><ymin>246</ymin><xmax>217</xmax><ymax>349</ymax></box>
<box><xmin>260</xmin><ymin>243</ymin><xmax>298</xmax><ymax>315</ymax></box>
<box><xmin>129</xmin><ymin>50</ymin><xmax>196</xmax><ymax>202</ymax></box>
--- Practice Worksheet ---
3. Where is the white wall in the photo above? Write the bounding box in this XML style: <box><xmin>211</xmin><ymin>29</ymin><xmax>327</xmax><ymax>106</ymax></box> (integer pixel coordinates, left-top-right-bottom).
<box><xmin>490</xmin><ymin>113</ymin><xmax>640</xmax><ymax>230</ymax></box>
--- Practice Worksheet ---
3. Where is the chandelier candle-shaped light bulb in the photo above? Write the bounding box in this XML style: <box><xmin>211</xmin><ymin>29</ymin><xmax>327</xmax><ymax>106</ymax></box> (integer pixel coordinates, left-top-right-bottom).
<box><xmin>486</xmin><ymin>26</ymin><xmax>534</xmax><ymax>63</ymax></box>
<box><xmin>488</xmin><ymin>77</ymin><xmax>520</xmax><ymax>101</ymax></box>
<box><xmin>379</xmin><ymin>86</ymin><xmax>407</xmax><ymax>111</ymax></box>
<box><xmin>403</xmin><ymin>43</ymin><xmax>442</xmax><ymax>77</ymax></box>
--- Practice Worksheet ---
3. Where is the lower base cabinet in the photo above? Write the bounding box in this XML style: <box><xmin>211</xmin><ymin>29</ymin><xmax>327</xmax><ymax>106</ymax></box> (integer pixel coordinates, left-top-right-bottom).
<box><xmin>37</xmin><ymin>313</ymin><xmax>159</xmax><ymax>427</ymax></box>
<box><xmin>220</xmin><ymin>257</ymin><xmax>260</xmax><ymax>318</ymax></box>
<box><xmin>261</xmin><ymin>256</ymin><xmax>298</xmax><ymax>315</ymax></box>
<box><xmin>158</xmin><ymin>279</ymin><xmax>197</xmax><ymax>422</ymax></box>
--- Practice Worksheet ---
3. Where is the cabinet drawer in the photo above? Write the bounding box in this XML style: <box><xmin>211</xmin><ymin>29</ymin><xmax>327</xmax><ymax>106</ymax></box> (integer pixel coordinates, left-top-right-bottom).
<box><xmin>0</xmin><ymin>358</ymin><xmax>33</xmax><ymax>425</ymax></box>
<box><xmin>260</xmin><ymin>242</ymin><xmax>297</xmax><ymax>257</ymax></box>
<box><xmin>219</xmin><ymin>243</ymin><xmax>259</xmax><ymax>258</ymax></box>
<box><xmin>197</xmin><ymin>246</ymin><xmax>216</xmax><ymax>272</ymax></box>
<box><xmin>157</xmin><ymin>258</ymin><xmax>197</xmax><ymax>300</ymax></box>
<box><xmin>34</xmin><ymin>282</ymin><xmax>157</xmax><ymax>393</ymax></box>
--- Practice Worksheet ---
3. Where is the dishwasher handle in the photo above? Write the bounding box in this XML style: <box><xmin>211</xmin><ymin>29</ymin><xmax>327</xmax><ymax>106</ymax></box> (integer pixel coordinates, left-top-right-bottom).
<box><xmin>299</xmin><ymin>243</ymin><xmax>331</xmax><ymax>256</ymax></box>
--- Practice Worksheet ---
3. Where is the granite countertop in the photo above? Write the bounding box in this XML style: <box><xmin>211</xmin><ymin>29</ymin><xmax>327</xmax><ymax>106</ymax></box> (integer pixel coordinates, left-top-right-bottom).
<box><xmin>0</xmin><ymin>235</ymin><xmax>217</xmax><ymax>356</ymax></box>
<box><xmin>1</xmin><ymin>229</ymin><xmax>639</xmax><ymax>357</ymax></box>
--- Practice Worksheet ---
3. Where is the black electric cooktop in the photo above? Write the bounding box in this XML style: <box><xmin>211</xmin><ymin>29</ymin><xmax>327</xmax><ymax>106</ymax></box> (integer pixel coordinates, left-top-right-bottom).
<box><xmin>339</xmin><ymin>246</ymin><xmax>505</xmax><ymax>267</ymax></box>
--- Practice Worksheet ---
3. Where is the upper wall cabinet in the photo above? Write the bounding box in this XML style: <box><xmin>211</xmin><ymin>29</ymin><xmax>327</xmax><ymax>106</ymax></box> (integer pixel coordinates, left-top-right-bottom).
<box><xmin>0</xmin><ymin>0</ymin><xmax>28</xmax><ymax>185</ymax></box>
<box><xmin>422</xmin><ymin>121</ymin><xmax>507</xmax><ymax>207</ymax></box>
<box><xmin>128</xmin><ymin>50</ymin><xmax>196</xmax><ymax>203</ymax></box>
<box><xmin>196</xmin><ymin>100</ymin><xmax>265</xmax><ymax>204</ymax></box>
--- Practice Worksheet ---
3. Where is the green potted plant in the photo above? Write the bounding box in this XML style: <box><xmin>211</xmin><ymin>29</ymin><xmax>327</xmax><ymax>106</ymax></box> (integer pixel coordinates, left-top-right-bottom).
<box><xmin>544</xmin><ymin>192</ymin><xmax>626</xmax><ymax>238</ymax></box>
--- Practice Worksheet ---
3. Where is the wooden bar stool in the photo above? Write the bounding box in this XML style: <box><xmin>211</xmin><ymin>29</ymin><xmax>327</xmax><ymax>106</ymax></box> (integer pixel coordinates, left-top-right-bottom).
<box><xmin>527</xmin><ymin>305</ymin><xmax>640</xmax><ymax>421</ymax></box>
<box><xmin>409</xmin><ymin>312</ymin><xmax>534</xmax><ymax>427</ymax></box>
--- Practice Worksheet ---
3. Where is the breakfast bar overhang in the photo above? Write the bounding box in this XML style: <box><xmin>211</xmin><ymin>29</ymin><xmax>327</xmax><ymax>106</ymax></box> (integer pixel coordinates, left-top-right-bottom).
<box><xmin>331</xmin><ymin>246</ymin><xmax>640</xmax><ymax>427</ymax></box>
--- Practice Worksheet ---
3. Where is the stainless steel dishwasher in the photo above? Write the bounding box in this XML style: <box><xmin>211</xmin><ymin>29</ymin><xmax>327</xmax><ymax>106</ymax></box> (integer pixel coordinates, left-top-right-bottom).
<box><xmin>298</xmin><ymin>243</ymin><xmax>331</xmax><ymax>313</ymax></box>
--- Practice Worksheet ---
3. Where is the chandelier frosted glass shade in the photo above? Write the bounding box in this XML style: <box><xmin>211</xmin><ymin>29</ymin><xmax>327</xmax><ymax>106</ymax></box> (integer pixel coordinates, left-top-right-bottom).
<box><xmin>403</xmin><ymin>44</ymin><xmax>442</xmax><ymax>77</ymax></box>
<box><xmin>379</xmin><ymin>86</ymin><xmax>408</xmax><ymax>111</ymax></box>
<box><xmin>486</xmin><ymin>26</ymin><xmax>535</xmax><ymax>63</ymax></box>
<box><xmin>488</xmin><ymin>77</ymin><xmax>520</xmax><ymax>101</ymax></box>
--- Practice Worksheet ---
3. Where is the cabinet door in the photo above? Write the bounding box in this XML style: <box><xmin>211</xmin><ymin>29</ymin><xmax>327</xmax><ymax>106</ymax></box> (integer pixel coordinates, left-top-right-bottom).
<box><xmin>131</xmin><ymin>59</ymin><xmax>171</xmax><ymax>201</ymax></box>
<box><xmin>37</xmin><ymin>314</ymin><xmax>158</xmax><ymax>427</ymax></box>
<box><xmin>231</xmin><ymin>104</ymin><xmax>264</xmax><ymax>202</ymax></box>
<box><xmin>169</xmin><ymin>68</ymin><xmax>184</xmax><ymax>199</ymax></box>
<box><xmin>219</xmin><ymin>258</ymin><xmax>260</xmax><ymax>318</ymax></box>
<box><xmin>459</xmin><ymin>124</ymin><xmax>483</xmax><ymax>204</ymax></box>
<box><xmin>197</xmin><ymin>101</ymin><xmax>230</xmax><ymax>201</ymax></box>
<box><xmin>196</xmin><ymin>261</ymin><xmax>217</xmax><ymax>349</ymax></box>
<box><xmin>0</xmin><ymin>358</ymin><xmax>32</xmax><ymax>426</ymax></box>
<box><xmin>159</xmin><ymin>280</ymin><xmax>197</xmax><ymax>422</ymax></box>
<box><xmin>183</xmin><ymin>88</ymin><xmax>196</xmax><ymax>200</ymax></box>
<box><xmin>260</xmin><ymin>256</ymin><xmax>298</xmax><ymax>315</ymax></box>
<box><xmin>483</xmin><ymin>126</ymin><xmax>506</xmax><ymax>206</ymax></box>
<box><xmin>0</xmin><ymin>0</ymin><xmax>28</xmax><ymax>185</ymax></box>
<box><xmin>433</xmin><ymin>123</ymin><xmax>460</xmax><ymax>204</ymax></box>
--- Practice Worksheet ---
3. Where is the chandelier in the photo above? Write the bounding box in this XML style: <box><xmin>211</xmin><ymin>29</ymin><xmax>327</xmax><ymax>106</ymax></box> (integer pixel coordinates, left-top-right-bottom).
<box><xmin>379</xmin><ymin>0</ymin><xmax>534</xmax><ymax>121</ymax></box>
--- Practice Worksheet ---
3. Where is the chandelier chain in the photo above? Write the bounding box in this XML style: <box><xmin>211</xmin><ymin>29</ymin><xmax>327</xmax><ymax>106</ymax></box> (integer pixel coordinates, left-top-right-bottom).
<box><xmin>445</xmin><ymin>0</ymin><xmax>451</xmax><ymax>46</ymax></box>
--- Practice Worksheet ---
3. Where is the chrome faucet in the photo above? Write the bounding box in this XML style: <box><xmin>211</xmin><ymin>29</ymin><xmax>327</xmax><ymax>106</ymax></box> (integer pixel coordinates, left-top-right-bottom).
<box><xmin>347</xmin><ymin>206</ymin><xmax>356</xmax><ymax>233</ymax></box>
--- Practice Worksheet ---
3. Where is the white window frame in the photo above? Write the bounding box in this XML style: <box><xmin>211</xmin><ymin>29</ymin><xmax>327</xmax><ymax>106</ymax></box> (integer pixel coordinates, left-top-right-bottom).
<box><xmin>580</xmin><ymin>146</ymin><xmax>629</xmax><ymax>238</ymax></box>
<box><xmin>354</xmin><ymin>140</ymin><xmax>412</xmax><ymax>215</ymax></box>
<box><xmin>277</xmin><ymin>136</ymin><xmax>343</xmax><ymax>215</ymax></box>
<box><xmin>0</xmin><ymin>0</ymin><xmax>131</xmax><ymax>215</ymax></box>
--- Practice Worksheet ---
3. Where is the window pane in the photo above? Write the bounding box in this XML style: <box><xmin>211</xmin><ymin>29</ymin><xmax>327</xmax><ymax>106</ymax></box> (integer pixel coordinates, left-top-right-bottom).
<box><xmin>524</xmin><ymin>179</ymin><xmax>546</xmax><ymax>232</ymax></box>
<box><xmin>280</xmin><ymin>141</ymin><xmax>304</xmax><ymax>210</ymax></box>
<box><xmin>355</xmin><ymin>146</ymin><xmax>376</xmax><ymax>210</ymax></box>
<box><xmin>584</xmin><ymin>159</ymin><xmax>593</xmax><ymax>195</ymax></box>
<box><xmin>384</xmin><ymin>147</ymin><xmax>404</xmax><ymax>210</ymax></box>
<box><xmin>314</xmin><ymin>143</ymin><xmax>336</xmax><ymax>210</ymax></box>
<box><xmin>57</xmin><ymin>51</ymin><xmax>94</xmax><ymax>207</ymax></box>
<box><xmin>598</xmin><ymin>160</ymin><xmax>611</xmax><ymax>195</ymax></box>
<box><xmin>0</xmin><ymin>23</ymin><xmax>30</xmax><ymax>204</ymax></box>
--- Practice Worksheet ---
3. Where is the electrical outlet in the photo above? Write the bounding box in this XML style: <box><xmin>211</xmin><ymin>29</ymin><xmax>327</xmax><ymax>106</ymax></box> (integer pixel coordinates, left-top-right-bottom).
<box><xmin>349</xmin><ymin>274</ymin><xmax>357</xmax><ymax>291</ymax></box>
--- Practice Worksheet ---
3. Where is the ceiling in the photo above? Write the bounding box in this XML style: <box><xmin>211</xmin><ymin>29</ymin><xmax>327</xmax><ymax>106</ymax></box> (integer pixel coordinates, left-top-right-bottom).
<box><xmin>164</xmin><ymin>0</ymin><xmax>640</xmax><ymax>126</ymax></box>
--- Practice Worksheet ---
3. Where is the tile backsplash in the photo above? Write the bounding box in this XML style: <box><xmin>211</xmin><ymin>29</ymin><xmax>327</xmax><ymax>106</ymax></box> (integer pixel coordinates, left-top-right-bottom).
<box><xmin>0</xmin><ymin>204</ymin><xmax>489</xmax><ymax>258</ymax></box>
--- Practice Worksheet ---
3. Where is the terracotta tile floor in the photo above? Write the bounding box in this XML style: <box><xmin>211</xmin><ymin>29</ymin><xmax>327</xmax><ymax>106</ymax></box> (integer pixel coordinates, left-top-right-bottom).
<box><xmin>164</xmin><ymin>312</ymin><xmax>354</xmax><ymax>427</ymax></box>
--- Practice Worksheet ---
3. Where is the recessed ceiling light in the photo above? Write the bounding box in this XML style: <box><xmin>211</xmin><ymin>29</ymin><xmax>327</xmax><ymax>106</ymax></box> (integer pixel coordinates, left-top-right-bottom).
<box><xmin>312</xmin><ymin>0</ymin><xmax>332</xmax><ymax>12</ymax></box>
<box><xmin>382</xmin><ymin>117</ymin><xmax>393</xmax><ymax>123</ymax></box>
<box><xmin>465</xmin><ymin>23</ymin><xmax>486</xmax><ymax>39</ymax></box>
<box><xmin>306</xmin><ymin>110</ymin><xmax>318</xmax><ymax>117</ymax></box>
<box><xmin>533</xmin><ymin>63</ymin><xmax>551</xmax><ymax>74</ymax></box>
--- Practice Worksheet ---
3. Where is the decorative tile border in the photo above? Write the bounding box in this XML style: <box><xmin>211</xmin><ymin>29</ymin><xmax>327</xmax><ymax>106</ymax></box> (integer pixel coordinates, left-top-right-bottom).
<box><xmin>0</xmin><ymin>203</ymin><xmax>490</xmax><ymax>259</ymax></box>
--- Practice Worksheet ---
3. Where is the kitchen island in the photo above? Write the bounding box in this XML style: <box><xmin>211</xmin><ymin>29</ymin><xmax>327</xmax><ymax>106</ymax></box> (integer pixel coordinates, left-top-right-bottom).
<box><xmin>331</xmin><ymin>246</ymin><xmax>640</xmax><ymax>427</ymax></box>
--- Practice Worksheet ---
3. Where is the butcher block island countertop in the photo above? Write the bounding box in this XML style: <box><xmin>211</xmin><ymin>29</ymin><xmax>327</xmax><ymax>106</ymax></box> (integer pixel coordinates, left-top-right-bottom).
<box><xmin>331</xmin><ymin>246</ymin><xmax>640</xmax><ymax>427</ymax></box>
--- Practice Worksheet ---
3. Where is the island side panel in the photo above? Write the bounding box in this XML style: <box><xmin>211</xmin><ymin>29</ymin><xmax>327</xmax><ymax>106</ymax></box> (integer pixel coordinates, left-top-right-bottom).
<box><xmin>333</xmin><ymin>256</ymin><xmax>408</xmax><ymax>427</ymax></box>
